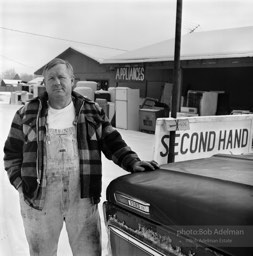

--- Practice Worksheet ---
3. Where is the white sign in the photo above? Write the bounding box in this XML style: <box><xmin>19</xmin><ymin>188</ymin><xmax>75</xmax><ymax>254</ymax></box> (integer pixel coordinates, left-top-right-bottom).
<box><xmin>154</xmin><ymin>115</ymin><xmax>253</xmax><ymax>165</ymax></box>
<box><xmin>115</xmin><ymin>66</ymin><xmax>145</xmax><ymax>81</ymax></box>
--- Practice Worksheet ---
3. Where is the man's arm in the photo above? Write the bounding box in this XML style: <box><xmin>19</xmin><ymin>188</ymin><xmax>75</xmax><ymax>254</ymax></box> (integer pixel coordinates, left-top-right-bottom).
<box><xmin>3</xmin><ymin>110</ymin><xmax>24</xmax><ymax>190</ymax></box>
<box><xmin>98</xmin><ymin>106</ymin><xmax>159</xmax><ymax>172</ymax></box>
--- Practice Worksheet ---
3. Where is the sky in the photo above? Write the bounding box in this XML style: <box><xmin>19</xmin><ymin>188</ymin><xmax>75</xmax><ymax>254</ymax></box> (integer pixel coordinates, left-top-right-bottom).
<box><xmin>1</xmin><ymin>0</ymin><xmax>253</xmax><ymax>75</ymax></box>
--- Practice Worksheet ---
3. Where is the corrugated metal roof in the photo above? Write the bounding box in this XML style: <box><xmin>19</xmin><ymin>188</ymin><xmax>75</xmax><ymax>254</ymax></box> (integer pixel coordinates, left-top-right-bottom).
<box><xmin>34</xmin><ymin>46</ymin><xmax>126</xmax><ymax>75</ymax></box>
<box><xmin>67</xmin><ymin>45</ymin><xmax>126</xmax><ymax>63</ymax></box>
<box><xmin>34</xmin><ymin>45</ymin><xmax>126</xmax><ymax>75</ymax></box>
<box><xmin>102</xmin><ymin>26</ymin><xmax>253</xmax><ymax>64</ymax></box>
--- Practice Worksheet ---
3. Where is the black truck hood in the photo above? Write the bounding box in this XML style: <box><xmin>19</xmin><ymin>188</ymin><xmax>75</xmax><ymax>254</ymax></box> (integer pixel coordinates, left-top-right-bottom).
<box><xmin>106</xmin><ymin>154</ymin><xmax>253</xmax><ymax>227</ymax></box>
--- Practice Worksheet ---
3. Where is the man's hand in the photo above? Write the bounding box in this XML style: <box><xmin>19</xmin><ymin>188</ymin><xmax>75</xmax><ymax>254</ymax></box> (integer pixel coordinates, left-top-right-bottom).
<box><xmin>132</xmin><ymin>160</ymin><xmax>159</xmax><ymax>172</ymax></box>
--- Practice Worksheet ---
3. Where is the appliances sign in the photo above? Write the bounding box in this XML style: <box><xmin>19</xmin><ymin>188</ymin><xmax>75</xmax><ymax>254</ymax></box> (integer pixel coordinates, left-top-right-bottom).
<box><xmin>154</xmin><ymin>115</ymin><xmax>253</xmax><ymax>164</ymax></box>
<box><xmin>115</xmin><ymin>66</ymin><xmax>145</xmax><ymax>81</ymax></box>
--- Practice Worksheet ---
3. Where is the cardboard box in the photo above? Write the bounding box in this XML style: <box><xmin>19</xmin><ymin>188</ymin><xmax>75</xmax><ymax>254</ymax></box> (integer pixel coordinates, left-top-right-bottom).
<box><xmin>139</xmin><ymin>108</ymin><xmax>165</xmax><ymax>133</ymax></box>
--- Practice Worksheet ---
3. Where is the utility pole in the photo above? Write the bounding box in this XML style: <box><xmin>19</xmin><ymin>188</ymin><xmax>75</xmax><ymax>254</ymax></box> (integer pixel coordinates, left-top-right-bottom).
<box><xmin>168</xmin><ymin>0</ymin><xmax>183</xmax><ymax>163</ymax></box>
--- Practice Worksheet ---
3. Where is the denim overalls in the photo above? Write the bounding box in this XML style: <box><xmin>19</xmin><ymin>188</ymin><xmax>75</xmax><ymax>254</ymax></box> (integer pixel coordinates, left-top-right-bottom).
<box><xmin>19</xmin><ymin>126</ymin><xmax>101</xmax><ymax>256</ymax></box>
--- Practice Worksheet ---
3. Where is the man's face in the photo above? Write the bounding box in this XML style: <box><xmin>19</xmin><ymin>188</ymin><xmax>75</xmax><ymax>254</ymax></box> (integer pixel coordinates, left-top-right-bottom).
<box><xmin>44</xmin><ymin>64</ymin><xmax>74</xmax><ymax>104</ymax></box>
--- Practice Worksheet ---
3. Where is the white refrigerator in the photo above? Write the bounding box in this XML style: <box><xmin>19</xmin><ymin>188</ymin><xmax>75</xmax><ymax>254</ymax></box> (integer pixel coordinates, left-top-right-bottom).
<box><xmin>115</xmin><ymin>87</ymin><xmax>140</xmax><ymax>131</ymax></box>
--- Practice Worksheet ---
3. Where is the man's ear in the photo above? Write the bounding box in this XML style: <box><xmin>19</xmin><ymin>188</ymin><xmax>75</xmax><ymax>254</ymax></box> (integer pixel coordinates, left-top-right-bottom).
<box><xmin>71</xmin><ymin>77</ymin><xmax>75</xmax><ymax>86</ymax></box>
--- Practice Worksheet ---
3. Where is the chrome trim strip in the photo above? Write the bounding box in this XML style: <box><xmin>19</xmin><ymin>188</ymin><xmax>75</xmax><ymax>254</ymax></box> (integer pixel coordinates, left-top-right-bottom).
<box><xmin>109</xmin><ymin>226</ymin><xmax>165</xmax><ymax>256</ymax></box>
<box><xmin>114</xmin><ymin>192</ymin><xmax>150</xmax><ymax>214</ymax></box>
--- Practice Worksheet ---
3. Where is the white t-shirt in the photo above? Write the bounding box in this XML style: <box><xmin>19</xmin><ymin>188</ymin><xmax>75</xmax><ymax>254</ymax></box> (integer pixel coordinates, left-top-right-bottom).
<box><xmin>47</xmin><ymin>101</ymin><xmax>75</xmax><ymax>129</ymax></box>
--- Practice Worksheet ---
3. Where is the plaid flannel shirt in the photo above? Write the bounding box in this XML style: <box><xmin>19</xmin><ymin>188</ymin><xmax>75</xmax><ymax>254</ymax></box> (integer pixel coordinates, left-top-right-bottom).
<box><xmin>4</xmin><ymin>91</ymin><xmax>140</xmax><ymax>210</ymax></box>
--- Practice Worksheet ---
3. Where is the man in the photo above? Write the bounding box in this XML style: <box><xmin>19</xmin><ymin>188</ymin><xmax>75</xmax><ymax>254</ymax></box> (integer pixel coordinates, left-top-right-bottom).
<box><xmin>3</xmin><ymin>58</ymin><xmax>158</xmax><ymax>256</ymax></box>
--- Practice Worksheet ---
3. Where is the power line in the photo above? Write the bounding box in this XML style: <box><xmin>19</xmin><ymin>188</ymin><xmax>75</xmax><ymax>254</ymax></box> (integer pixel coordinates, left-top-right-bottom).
<box><xmin>0</xmin><ymin>54</ymin><xmax>34</xmax><ymax>68</ymax></box>
<box><xmin>0</xmin><ymin>26</ymin><xmax>127</xmax><ymax>51</ymax></box>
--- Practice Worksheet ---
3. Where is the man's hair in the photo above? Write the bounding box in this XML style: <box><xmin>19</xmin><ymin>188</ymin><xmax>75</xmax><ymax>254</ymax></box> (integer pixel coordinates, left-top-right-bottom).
<box><xmin>42</xmin><ymin>58</ymin><xmax>74</xmax><ymax>78</ymax></box>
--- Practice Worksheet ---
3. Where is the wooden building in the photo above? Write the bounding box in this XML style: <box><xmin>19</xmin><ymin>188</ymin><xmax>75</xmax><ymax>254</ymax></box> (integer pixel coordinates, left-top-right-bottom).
<box><xmin>34</xmin><ymin>26</ymin><xmax>253</xmax><ymax>112</ymax></box>
<box><xmin>103</xmin><ymin>26</ymin><xmax>253</xmax><ymax>112</ymax></box>
<box><xmin>34</xmin><ymin>46</ymin><xmax>125</xmax><ymax>90</ymax></box>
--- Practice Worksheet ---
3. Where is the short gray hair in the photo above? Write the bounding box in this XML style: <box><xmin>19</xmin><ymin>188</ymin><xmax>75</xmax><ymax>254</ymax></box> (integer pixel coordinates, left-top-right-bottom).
<box><xmin>42</xmin><ymin>58</ymin><xmax>74</xmax><ymax>78</ymax></box>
